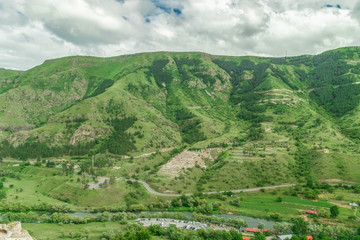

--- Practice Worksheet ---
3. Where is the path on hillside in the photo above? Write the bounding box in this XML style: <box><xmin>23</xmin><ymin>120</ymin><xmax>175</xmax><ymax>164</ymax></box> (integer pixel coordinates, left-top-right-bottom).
<box><xmin>122</xmin><ymin>148</ymin><xmax>174</xmax><ymax>159</ymax></box>
<box><xmin>88</xmin><ymin>175</ymin><xmax>297</xmax><ymax>196</ymax></box>
<box><xmin>133</xmin><ymin>181</ymin><xmax>297</xmax><ymax>197</ymax></box>
<box><xmin>135</xmin><ymin>180</ymin><xmax>354</xmax><ymax>197</ymax></box>
<box><xmin>89</xmin><ymin>175</ymin><xmax>355</xmax><ymax>196</ymax></box>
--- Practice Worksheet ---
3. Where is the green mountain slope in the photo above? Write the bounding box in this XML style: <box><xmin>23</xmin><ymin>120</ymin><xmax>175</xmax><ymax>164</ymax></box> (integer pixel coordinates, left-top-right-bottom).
<box><xmin>1</xmin><ymin>47</ymin><xmax>360</xmax><ymax>190</ymax></box>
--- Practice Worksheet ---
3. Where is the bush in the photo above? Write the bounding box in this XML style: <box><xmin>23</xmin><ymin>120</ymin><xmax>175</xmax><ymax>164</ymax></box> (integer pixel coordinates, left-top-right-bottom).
<box><xmin>330</xmin><ymin>206</ymin><xmax>339</xmax><ymax>218</ymax></box>
<box><xmin>0</xmin><ymin>189</ymin><xmax>6</xmax><ymax>200</ymax></box>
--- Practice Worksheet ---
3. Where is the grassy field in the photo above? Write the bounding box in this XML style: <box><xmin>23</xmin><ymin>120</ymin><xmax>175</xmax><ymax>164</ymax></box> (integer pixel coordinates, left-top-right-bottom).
<box><xmin>0</xmin><ymin>162</ymin><xmax>173</xmax><ymax>210</ymax></box>
<box><xmin>1</xmin><ymin>158</ymin><xmax>359</xmax><ymax>224</ymax></box>
<box><xmin>23</xmin><ymin>222</ymin><xmax>127</xmax><ymax>240</ymax></box>
<box><xmin>223</xmin><ymin>192</ymin><xmax>333</xmax><ymax>217</ymax></box>
<box><xmin>1</xmin><ymin>161</ymin><xmax>359</xmax><ymax>231</ymax></box>
<box><xmin>226</xmin><ymin>188</ymin><xmax>358</xmax><ymax>226</ymax></box>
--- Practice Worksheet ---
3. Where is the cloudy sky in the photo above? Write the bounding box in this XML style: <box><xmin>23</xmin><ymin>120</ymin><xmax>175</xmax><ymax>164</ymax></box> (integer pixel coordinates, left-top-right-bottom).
<box><xmin>1</xmin><ymin>0</ymin><xmax>360</xmax><ymax>70</ymax></box>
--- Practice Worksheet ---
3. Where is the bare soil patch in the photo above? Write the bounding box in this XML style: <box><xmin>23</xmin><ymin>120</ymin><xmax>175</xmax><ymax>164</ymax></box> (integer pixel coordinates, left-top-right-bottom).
<box><xmin>60</xmin><ymin>194</ymin><xmax>72</xmax><ymax>199</ymax></box>
<box><xmin>158</xmin><ymin>149</ymin><xmax>217</xmax><ymax>177</ymax></box>
<box><xmin>318</xmin><ymin>194</ymin><xmax>327</xmax><ymax>199</ymax></box>
<box><xmin>124</xmin><ymin>148</ymin><xmax>174</xmax><ymax>159</ymax></box>
<box><xmin>323</xmin><ymin>179</ymin><xmax>344</xmax><ymax>183</ymax></box>
<box><xmin>88</xmin><ymin>176</ymin><xmax>107</xmax><ymax>190</ymax></box>
<box><xmin>328</xmin><ymin>201</ymin><xmax>352</xmax><ymax>209</ymax></box>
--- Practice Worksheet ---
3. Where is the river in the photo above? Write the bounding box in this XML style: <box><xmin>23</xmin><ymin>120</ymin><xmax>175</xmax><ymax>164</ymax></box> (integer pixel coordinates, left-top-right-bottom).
<box><xmin>68</xmin><ymin>211</ymin><xmax>283</xmax><ymax>229</ymax></box>
<box><xmin>0</xmin><ymin>211</ymin><xmax>284</xmax><ymax>229</ymax></box>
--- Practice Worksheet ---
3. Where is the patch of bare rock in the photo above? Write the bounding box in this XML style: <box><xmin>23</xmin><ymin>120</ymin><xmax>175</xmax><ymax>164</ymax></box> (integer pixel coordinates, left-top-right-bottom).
<box><xmin>0</xmin><ymin>222</ymin><xmax>33</xmax><ymax>240</ymax></box>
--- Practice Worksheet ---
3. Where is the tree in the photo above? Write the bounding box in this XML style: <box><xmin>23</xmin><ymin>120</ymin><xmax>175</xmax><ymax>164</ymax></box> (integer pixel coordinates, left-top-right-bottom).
<box><xmin>324</xmin><ymin>225</ymin><xmax>336</xmax><ymax>238</ymax></box>
<box><xmin>229</xmin><ymin>229</ymin><xmax>242</xmax><ymax>240</ymax></box>
<box><xmin>291</xmin><ymin>218</ymin><xmax>308</xmax><ymax>236</ymax></box>
<box><xmin>253</xmin><ymin>232</ymin><xmax>266</xmax><ymax>240</ymax></box>
<box><xmin>101</xmin><ymin>230</ymin><xmax>116</xmax><ymax>240</ymax></box>
<box><xmin>115</xmin><ymin>225</ymin><xmax>151</xmax><ymax>240</ymax></box>
<box><xmin>231</xmin><ymin>218</ymin><xmax>247</xmax><ymax>229</ymax></box>
<box><xmin>248</xmin><ymin>127</ymin><xmax>264</xmax><ymax>141</ymax></box>
<box><xmin>274</xmin><ymin>222</ymin><xmax>292</xmax><ymax>234</ymax></box>
<box><xmin>336</xmin><ymin>224</ymin><xmax>355</xmax><ymax>239</ymax></box>
<box><xmin>180</xmin><ymin>194</ymin><xmax>190</xmax><ymax>207</ymax></box>
<box><xmin>258</xmin><ymin>222</ymin><xmax>265</xmax><ymax>231</ymax></box>
<box><xmin>330</xmin><ymin>206</ymin><xmax>339</xmax><ymax>218</ymax></box>
<box><xmin>96</xmin><ymin>211</ymin><xmax>110</xmax><ymax>222</ymax></box>
<box><xmin>46</xmin><ymin>161</ymin><xmax>55</xmax><ymax>168</ymax></box>
<box><xmin>290</xmin><ymin>236</ymin><xmax>307</xmax><ymax>240</ymax></box>
<box><xmin>318</xmin><ymin>208</ymin><xmax>330</xmax><ymax>218</ymax></box>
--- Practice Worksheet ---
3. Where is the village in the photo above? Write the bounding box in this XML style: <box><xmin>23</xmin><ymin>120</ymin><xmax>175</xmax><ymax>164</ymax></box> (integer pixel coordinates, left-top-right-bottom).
<box><xmin>137</xmin><ymin>215</ymin><xmax>317</xmax><ymax>240</ymax></box>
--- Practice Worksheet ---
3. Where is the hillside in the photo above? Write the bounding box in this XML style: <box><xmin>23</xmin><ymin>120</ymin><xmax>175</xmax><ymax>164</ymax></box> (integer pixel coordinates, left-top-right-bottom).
<box><xmin>1</xmin><ymin>47</ymin><xmax>360</xmax><ymax>191</ymax></box>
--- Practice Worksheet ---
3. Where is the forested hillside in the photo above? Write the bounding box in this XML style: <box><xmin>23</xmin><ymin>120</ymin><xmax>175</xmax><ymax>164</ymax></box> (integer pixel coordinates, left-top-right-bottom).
<box><xmin>1</xmin><ymin>47</ymin><xmax>360</xmax><ymax>188</ymax></box>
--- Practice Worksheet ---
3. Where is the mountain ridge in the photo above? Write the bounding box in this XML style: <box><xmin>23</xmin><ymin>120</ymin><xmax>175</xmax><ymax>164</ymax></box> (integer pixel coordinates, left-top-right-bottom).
<box><xmin>1</xmin><ymin>46</ymin><xmax>360</xmax><ymax>189</ymax></box>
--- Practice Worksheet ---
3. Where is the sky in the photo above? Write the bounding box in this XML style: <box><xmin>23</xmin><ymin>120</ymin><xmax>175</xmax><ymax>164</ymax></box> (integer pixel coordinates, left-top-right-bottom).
<box><xmin>1</xmin><ymin>0</ymin><xmax>360</xmax><ymax>70</ymax></box>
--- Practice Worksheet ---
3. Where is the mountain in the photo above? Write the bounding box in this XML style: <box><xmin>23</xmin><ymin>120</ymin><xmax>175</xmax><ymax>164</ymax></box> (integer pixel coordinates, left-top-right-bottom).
<box><xmin>1</xmin><ymin>47</ymin><xmax>360</xmax><ymax>190</ymax></box>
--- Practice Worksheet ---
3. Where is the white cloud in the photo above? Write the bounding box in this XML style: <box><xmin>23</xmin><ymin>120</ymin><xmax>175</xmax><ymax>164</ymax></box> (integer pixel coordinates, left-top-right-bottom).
<box><xmin>23</xmin><ymin>0</ymin><xmax>151</xmax><ymax>44</ymax></box>
<box><xmin>0</xmin><ymin>0</ymin><xmax>360</xmax><ymax>69</ymax></box>
<box><xmin>255</xmin><ymin>8</ymin><xmax>360</xmax><ymax>56</ymax></box>
<box><xmin>0</xmin><ymin>21</ymin><xmax>83</xmax><ymax>69</ymax></box>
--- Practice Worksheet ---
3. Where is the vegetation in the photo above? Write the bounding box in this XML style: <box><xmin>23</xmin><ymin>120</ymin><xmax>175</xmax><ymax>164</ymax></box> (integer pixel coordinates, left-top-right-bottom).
<box><xmin>0</xmin><ymin>47</ymin><xmax>360</xmax><ymax>238</ymax></box>
<box><xmin>100</xmin><ymin>117</ymin><xmax>137</xmax><ymax>155</ymax></box>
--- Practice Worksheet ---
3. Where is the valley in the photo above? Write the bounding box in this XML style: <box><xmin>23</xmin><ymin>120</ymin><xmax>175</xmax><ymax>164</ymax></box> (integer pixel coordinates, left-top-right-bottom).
<box><xmin>1</xmin><ymin>47</ymin><xmax>360</xmax><ymax>239</ymax></box>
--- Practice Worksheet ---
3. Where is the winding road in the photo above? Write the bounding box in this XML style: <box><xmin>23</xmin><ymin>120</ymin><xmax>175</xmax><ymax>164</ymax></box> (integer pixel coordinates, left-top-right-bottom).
<box><xmin>132</xmin><ymin>181</ymin><xmax>354</xmax><ymax>197</ymax></box>
<box><xmin>88</xmin><ymin>175</ymin><xmax>297</xmax><ymax>196</ymax></box>
<box><xmin>134</xmin><ymin>180</ymin><xmax>297</xmax><ymax>197</ymax></box>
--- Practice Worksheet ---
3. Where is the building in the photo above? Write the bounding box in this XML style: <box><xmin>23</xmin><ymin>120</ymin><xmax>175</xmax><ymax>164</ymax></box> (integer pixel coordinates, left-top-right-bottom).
<box><xmin>349</xmin><ymin>203</ymin><xmax>359</xmax><ymax>207</ymax></box>
<box><xmin>244</xmin><ymin>228</ymin><xmax>261</xmax><ymax>233</ymax></box>
<box><xmin>304</xmin><ymin>209</ymin><xmax>318</xmax><ymax>215</ymax></box>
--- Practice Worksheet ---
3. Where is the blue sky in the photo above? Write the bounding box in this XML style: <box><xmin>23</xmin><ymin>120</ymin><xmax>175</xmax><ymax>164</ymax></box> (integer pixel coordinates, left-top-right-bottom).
<box><xmin>0</xmin><ymin>0</ymin><xmax>360</xmax><ymax>70</ymax></box>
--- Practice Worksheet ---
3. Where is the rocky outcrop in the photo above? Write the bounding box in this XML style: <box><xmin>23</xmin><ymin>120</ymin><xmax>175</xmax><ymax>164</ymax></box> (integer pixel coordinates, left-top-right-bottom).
<box><xmin>0</xmin><ymin>222</ymin><xmax>33</xmax><ymax>240</ymax></box>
